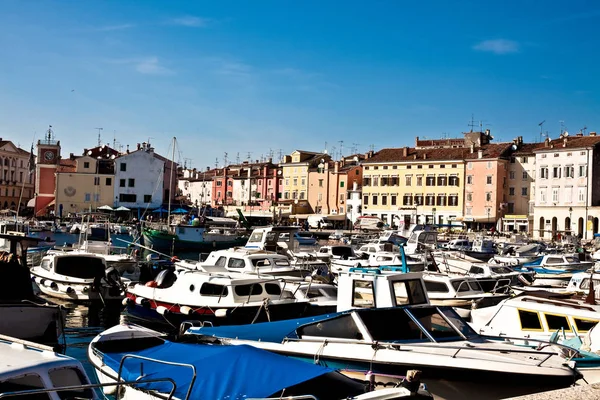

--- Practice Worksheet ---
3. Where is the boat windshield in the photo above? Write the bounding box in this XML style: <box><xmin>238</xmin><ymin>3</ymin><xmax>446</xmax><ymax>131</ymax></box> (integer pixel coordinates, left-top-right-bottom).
<box><xmin>392</xmin><ymin>279</ymin><xmax>428</xmax><ymax>305</ymax></box>
<box><xmin>49</xmin><ymin>367</ymin><xmax>94</xmax><ymax>399</ymax></box>
<box><xmin>55</xmin><ymin>256</ymin><xmax>105</xmax><ymax>279</ymax></box>
<box><xmin>331</xmin><ymin>247</ymin><xmax>354</xmax><ymax>257</ymax></box>
<box><xmin>405</xmin><ymin>307</ymin><xmax>469</xmax><ymax>342</ymax></box>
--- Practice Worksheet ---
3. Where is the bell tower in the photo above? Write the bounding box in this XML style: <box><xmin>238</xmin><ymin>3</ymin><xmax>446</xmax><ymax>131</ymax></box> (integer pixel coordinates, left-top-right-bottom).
<box><xmin>34</xmin><ymin>125</ymin><xmax>61</xmax><ymax>216</ymax></box>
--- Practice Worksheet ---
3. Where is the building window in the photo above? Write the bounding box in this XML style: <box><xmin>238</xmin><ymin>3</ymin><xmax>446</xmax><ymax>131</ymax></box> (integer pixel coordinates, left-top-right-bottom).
<box><xmin>508</xmin><ymin>203</ymin><xmax>515</xmax><ymax>213</ymax></box>
<box><xmin>448</xmin><ymin>195</ymin><xmax>458</xmax><ymax>206</ymax></box>
<box><xmin>120</xmin><ymin>163</ymin><xmax>126</xmax><ymax>172</ymax></box>
<box><xmin>391</xmin><ymin>176</ymin><xmax>399</xmax><ymax>186</ymax></box>
<box><xmin>510</xmin><ymin>157</ymin><xmax>516</xmax><ymax>164</ymax></box>
<box><xmin>300</xmin><ymin>192</ymin><xmax>305</xmax><ymax>200</ymax></box>
<box><xmin>579</xmin><ymin>165</ymin><xmax>587</xmax><ymax>177</ymax></box>
<box><xmin>416</xmin><ymin>176</ymin><xmax>423</xmax><ymax>186</ymax></box>
<box><xmin>84</xmin><ymin>162</ymin><xmax>90</xmax><ymax>169</ymax></box>
<box><xmin>486</xmin><ymin>192</ymin><xmax>492</xmax><ymax>202</ymax></box>
<box><xmin>119</xmin><ymin>193</ymin><xmax>136</xmax><ymax>202</ymax></box>
<box><xmin>437</xmin><ymin>176</ymin><xmax>447</xmax><ymax>186</ymax></box>
<box><xmin>372</xmin><ymin>195</ymin><xmax>378</xmax><ymax>205</ymax></box>
<box><xmin>466</xmin><ymin>175</ymin><xmax>473</xmax><ymax>185</ymax></box>
<box><xmin>402</xmin><ymin>194</ymin><xmax>412</xmax><ymax>205</ymax></box>
<box><xmin>425</xmin><ymin>176</ymin><xmax>435</xmax><ymax>186</ymax></box>
<box><xmin>487</xmin><ymin>161</ymin><xmax>492</xmax><ymax>169</ymax></box>
<box><xmin>426</xmin><ymin>194</ymin><xmax>435</xmax><ymax>206</ymax></box>
<box><xmin>414</xmin><ymin>194</ymin><xmax>423</xmax><ymax>205</ymax></box>
<box><xmin>363</xmin><ymin>195</ymin><xmax>369</xmax><ymax>205</ymax></box>
<box><xmin>84</xmin><ymin>193</ymin><xmax>91</xmax><ymax>202</ymax></box>
<box><xmin>93</xmin><ymin>177</ymin><xmax>99</xmax><ymax>185</ymax></box>
<box><xmin>552</xmin><ymin>188</ymin><xmax>559</xmax><ymax>203</ymax></box>
<box><xmin>292</xmin><ymin>191</ymin><xmax>298</xmax><ymax>199</ymax></box>
<box><xmin>564</xmin><ymin>166</ymin><xmax>574</xmax><ymax>178</ymax></box>
<box><xmin>437</xmin><ymin>195</ymin><xmax>446</xmax><ymax>206</ymax></box>
<box><xmin>449</xmin><ymin>176</ymin><xmax>459</xmax><ymax>186</ymax></box>
<box><xmin>522</xmin><ymin>171</ymin><xmax>528</xmax><ymax>180</ymax></box>
<box><xmin>509</xmin><ymin>187</ymin><xmax>515</xmax><ymax>196</ymax></box>
<box><xmin>540</xmin><ymin>189</ymin><xmax>546</xmax><ymax>203</ymax></box>
<box><xmin>381</xmin><ymin>195</ymin><xmax>387</xmax><ymax>206</ymax></box>
<box><xmin>391</xmin><ymin>195</ymin><xmax>397</xmax><ymax>206</ymax></box>
<box><xmin>381</xmin><ymin>177</ymin><xmax>388</xmax><ymax>186</ymax></box>
<box><xmin>578</xmin><ymin>187</ymin><xmax>585</xmax><ymax>202</ymax></box>
<box><xmin>467</xmin><ymin>162</ymin><xmax>473</xmax><ymax>170</ymax></box>
<box><xmin>362</xmin><ymin>177</ymin><xmax>370</xmax><ymax>186</ymax></box>
<box><xmin>373</xmin><ymin>177</ymin><xmax>379</xmax><ymax>186</ymax></box>
<box><xmin>128</xmin><ymin>178</ymin><xmax>135</xmax><ymax>187</ymax></box>
<box><xmin>284</xmin><ymin>192</ymin><xmax>290</xmax><ymax>199</ymax></box>
<box><xmin>522</xmin><ymin>187</ymin><xmax>528</xmax><ymax>196</ymax></box>
<box><xmin>486</xmin><ymin>176</ymin><xmax>492</xmax><ymax>185</ymax></box>
<box><xmin>552</xmin><ymin>167</ymin><xmax>561</xmax><ymax>179</ymax></box>
<box><xmin>466</xmin><ymin>207</ymin><xmax>472</xmax><ymax>215</ymax></box>
<box><xmin>466</xmin><ymin>192</ymin><xmax>472</xmax><ymax>202</ymax></box>
<box><xmin>119</xmin><ymin>179</ymin><xmax>125</xmax><ymax>187</ymax></box>
<box><xmin>293</xmin><ymin>178</ymin><xmax>298</xmax><ymax>186</ymax></box>
<box><xmin>509</xmin><ymin>171</ymin><xmax>515</xmax><ymax>180</ymax></box>
<box><xmin>144</xmin><ymin>195</ymin><xmax>152</xmax><ymax>203</ymax></box>
<box><xmin>405</xmin><ymin>176</ymin><xmax>412</xmax><ymax>186</ymax></box>
<box><xmin>522</xmin><ymin>157</ymin><xmax>528</xmax><ymax>163</ymax></box>
<box><xmin>105</xmin><ymin>178</ymin><xmax>112</xmax><ymax>185</ymax></box>
<box><xmin>228</xmin><ymin>180</ymin><xmax>232</xmax><ymax>187</ymax></box>
<box><xmin>340</xmin><ymin>181</ymin><xmax>344</xmax><ymax>188</ymax></box>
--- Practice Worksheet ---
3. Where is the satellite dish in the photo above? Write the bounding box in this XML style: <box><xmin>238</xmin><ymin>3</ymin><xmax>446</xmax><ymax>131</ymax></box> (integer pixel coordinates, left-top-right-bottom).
<box><xmin>87</xmin><ymin>151</ymin><xmax>92</xmax><ymax>156</ymax></box>
<box><xmin>323</xmin><ymin>150</ymin><xmax>328</xmax><ymax>154</ymax></box>
<box><xmin>277</xmin><ymin>170</ymin><xmax>282</xmax><ymax>175</ymax></box>
<box><xmin>564</xmin><ymin>131</ymin><xmax>569</xmax><ymax>137</ymax></box>
<box><xmin>110</xmin><ymin>155</ymin><xmax>116</xmax><ymax>160</ymax></box>
<box><xmin>511</xmin><ymin>144</ymin><xmax>517</xmax><ymax>151</ymax></box>
<box><xmin>353</xmin><ymin>156</ymin><xmax>359</xmax><ymax>162</ymax></box>
<box><xmin>320</xmin><ymin>159</ymin><xmax>325</xmax><ymax>163</ymax></box>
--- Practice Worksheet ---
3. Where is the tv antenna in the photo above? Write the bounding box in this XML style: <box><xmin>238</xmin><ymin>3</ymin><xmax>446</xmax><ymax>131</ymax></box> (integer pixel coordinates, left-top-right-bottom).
<box><xmin>183</xmin><ymin>158</ymin><xmax>192</xmax><ymax>169</ymax></box>
<box><xmin>582</xmin><ymin>126</ymin><xmax>588</xmax><ymax>135</ymax></box>
<box><xmin>223</xmin><ymin>152</ymin><xmax>229</xmax><ymax>167</ymax></box>
<box><xmin>214</xmin><ymin>158</ymin><xmax>219</xmax><ymax>169</ymax></box>
<box><xmin>235</xmin><ymin>152</ymin><xmax>240</xmax><ymax>164</ymax></box>
<box><xmin>468</xmin><ymin>114</ymin><xmax>477</xmax><ymax>132</ymax></box>
<box><xmin>559</xmin><ymin>120</ymin><xmax>565</xmax><ymax>135</ymax></box>
<box><xmin>46</xmin><ymin>125</ymin><xmax>54</xmax><ymax>142</ymax></box>
<box><xmin>351</xmin><ymin>142</ymin><xmax>360</xmax><ymax>154</ymax></box>
<box><xmin>338</xmin><ymin>140</ymin><xmax>344</xmax><ymax>160</ymax></box>
<box><xmin>246</xmin><ymin>152</ymin><xmax>252</xmax><ymax>162</ymax></box>
<box><xmin>95</xmin><ymin>127</ymin><xmax>103</xmax><ymax>146</ymax></box>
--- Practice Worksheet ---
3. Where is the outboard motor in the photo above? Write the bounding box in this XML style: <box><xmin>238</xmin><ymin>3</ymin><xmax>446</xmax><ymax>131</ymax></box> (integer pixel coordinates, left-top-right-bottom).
<box><xmin>105</xmin><ymin>267</ymin><xmax>123</xmax><ymax>296</ymax></box>
<box><xmin>154</xmin><ymin>267</ymin><xmax>177</xmax><ymax>289</ymax></box>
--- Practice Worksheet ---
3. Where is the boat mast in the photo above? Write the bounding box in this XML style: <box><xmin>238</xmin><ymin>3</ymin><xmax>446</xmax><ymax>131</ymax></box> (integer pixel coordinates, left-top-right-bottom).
<box><xmin>167</xmin><ymin>137</ymin><xmax>176</xmax><ymax>224</ymax></box>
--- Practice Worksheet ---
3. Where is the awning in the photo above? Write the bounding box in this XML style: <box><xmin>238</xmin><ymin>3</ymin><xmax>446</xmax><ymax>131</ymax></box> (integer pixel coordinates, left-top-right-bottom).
<box><xmin>26</xmin><ymin>198</ymin><xmax>35</xmax><ymax>208</ymax></box>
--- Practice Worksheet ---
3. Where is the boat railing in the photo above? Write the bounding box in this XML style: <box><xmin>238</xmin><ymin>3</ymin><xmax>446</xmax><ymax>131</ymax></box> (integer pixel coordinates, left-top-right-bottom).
<box><xmin>0</xmin><ymin>378</ymin><xmax>178</xmax><ymax>399</ymax></box>
<box><xmin>247</xmin><ymin>397</ymin><xmax>317</xmax><ymax>400</ymax></box>
<box><xmin>282</xmin><ymin>336</ymin><xmax>573</xmax><ymax>368</ymax></box>
<box><xmin>116</xmin><ymin>353</ymin><xmax>197</xmax><ymax>400</ymax></box>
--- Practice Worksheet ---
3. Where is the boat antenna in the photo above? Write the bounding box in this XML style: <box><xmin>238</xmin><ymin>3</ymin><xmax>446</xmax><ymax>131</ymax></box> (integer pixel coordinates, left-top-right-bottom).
<box><xmin>167</xmin><ymin>137</ymin><xmax>176</xmax><ymax>227</ymax></box>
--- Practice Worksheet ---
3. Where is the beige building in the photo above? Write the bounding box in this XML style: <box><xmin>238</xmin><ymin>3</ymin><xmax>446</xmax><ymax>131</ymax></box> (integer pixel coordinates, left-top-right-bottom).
<box><xmin>280</xmin><ymin>150</ymin><xmax>330</xmax><ymax>215</ymax></box>
<box><xmin>55</xmin><ymin>154</ymin><xmax>115</xmax><ymax>215</ymax></box>
<box><xmin>0</xmin><ymin>139</ymin><xmax>35</xmax><ymax>213</ymax></box>
<box><xmin>503</xmin><ymin>140</ymin><xmax>539</xmax><ymax>232</ymax></box>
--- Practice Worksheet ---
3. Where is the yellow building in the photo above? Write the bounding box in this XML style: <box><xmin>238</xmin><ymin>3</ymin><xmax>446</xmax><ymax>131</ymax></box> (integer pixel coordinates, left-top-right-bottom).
<box><xmin>55</xmin><ymin>154</ymin><xmax>115</xmax><ymax>215</ymax></box>
<box><xmin>280</xmin><ymin>150</ymin><xmax>330</xmax><ymax>214</ymax></box>
<box><xmin>362</xmin><ymin>146</ymin><xmax>466</xmax><ymax>229</ymax></box>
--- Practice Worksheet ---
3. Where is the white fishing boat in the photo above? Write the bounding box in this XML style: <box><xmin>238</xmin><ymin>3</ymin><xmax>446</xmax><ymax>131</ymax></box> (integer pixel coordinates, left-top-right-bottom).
<box><xmin>516</xmin><ymin>254</ymin><xmax>594</xmax><ymax>287</ymax></box>
<box><xmin>191</xmin><ymin>270</ymin><xmax>583</xmax><ymax>399</ymax></box>
<box><xmin>30</xmin><ymin>252</ymin><xmax>128</xmax><ymax>302</ymax></box>
<box><xmin>0</xmin><ymin>334</ymin><xmax>98</xmax><ymax>399</ymax></box>
<box><xmin>89</xmin><ymin>324</ymin><xmax>432</xmax><ymax>400</ymax></box>
<box><xmin>124</xmin><ymin>267</ymin><xmax>319</xmax><ymax>328</ymax></box>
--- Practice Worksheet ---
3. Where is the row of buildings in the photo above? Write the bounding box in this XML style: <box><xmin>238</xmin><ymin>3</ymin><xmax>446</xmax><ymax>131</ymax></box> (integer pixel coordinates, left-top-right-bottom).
<box><xmin>3</xmin><ymin>126</ymin><xmax>600</xmax><ymax>240</ymax></box>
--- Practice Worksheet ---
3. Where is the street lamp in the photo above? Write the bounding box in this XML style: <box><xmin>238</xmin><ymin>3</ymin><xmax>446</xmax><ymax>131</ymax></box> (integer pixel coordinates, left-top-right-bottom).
<box><xmin>569</xmin><ymin>207</ymin><xmax>573</xmax><ymax>232</ymax></box>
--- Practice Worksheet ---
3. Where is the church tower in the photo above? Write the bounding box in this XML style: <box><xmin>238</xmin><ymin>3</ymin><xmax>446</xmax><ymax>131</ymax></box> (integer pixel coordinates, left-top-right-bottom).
<box><xmin>34</xmin><ymin>126</ymin><xmax>61</xmax><ymax>216</ymax></box>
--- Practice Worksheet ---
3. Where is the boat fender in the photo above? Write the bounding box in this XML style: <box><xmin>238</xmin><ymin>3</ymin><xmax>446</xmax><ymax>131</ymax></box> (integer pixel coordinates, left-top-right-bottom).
<box><xmin>145</xmin><ymin>281</ymin><xmax>158</xmax><ymax>287</ymax></box>
<box><xmin>215</xmin><ymin>309</ymin><xmax>228</xmax><ymax>318</ymax></box>
<box><xmin>156</xmin><ymin>306</ymin><xmax>169</xmax><ymax>315</ymax></box>
<box><xmin>65</xmin><ymin>287</ymin><xmax>74</xmax><ymax>294</ymax></box>
<box><xmin>171</xmin><ymin>256</ymin><xmax>179</xmax><ymax>263</ymax></box>
<box><xmin>50</xmin><ymin>282</ymin><xmax>58</xmax><ymax>290</ymax></box>
<box><xmin>179</xmin><ymin>306</ymin><xmax>193</xmax><ymax>315</ymax></box>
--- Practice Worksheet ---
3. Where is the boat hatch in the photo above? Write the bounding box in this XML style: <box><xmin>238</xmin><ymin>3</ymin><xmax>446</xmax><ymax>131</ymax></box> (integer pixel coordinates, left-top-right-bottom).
<box><xmin>251</xmin><ymin>258</ymin><xmax>291</xmax><ymax>267</ymax></box>
<box><xmin>297</xmin><ymin>307</ymin><xmax>478</xmax><ymax>343</ymax></box>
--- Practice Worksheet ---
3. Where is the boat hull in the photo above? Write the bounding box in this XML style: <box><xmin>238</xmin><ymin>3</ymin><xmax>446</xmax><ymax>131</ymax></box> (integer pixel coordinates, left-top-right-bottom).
<box><xmin>124</xmin><ymin>296</ymin><xmax>321</xmax><ymax>330</ymax></box>
<box><xmin>0</xmin><ymin>303</ymin><xmax>65</xmax><ymax>345</ymax></box>
<box><xmin>142</xmin><ymin>229</ymin><xmax>247</xmax><ymax>252</ymax></box>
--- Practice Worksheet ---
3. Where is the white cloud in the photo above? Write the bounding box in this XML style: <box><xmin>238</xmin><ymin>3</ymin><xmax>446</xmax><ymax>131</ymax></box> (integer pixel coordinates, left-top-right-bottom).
<box><xmin>473</xmin><ymin>39</ymin><xmax>520</xmax><ymax>55</ymax></box>
<box><xmin>104</xmin><ymin>57</ymin><xmax>174</xmax><ymax>75</ymax></box>
<box><xmin>95</xmin><ymin>23</ymin><xmax>136</xmax><ymax>32</ymax></box>
<box><xmin>168</xmin><ymin>16</ymin><xmax>211</xmax><ymax>27</ymax></box>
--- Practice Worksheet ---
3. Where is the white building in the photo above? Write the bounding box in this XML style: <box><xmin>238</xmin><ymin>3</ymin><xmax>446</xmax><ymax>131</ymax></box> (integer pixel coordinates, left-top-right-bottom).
<box><xmin>346</xmin><ymin>181</ymin><xmax>362</xmax><ymax>226</ymax></box>
<box><xmin>114</xmin><ymin>144</ymin><xmax>165</xmax><ymax>210</ymax></box>
<box><xmin>179</xmin><ymin>168</ymin><xmax>215</xmax><ymax>207</ymax></box>
<box><xmin>533</xmin><ymin>133</ymin><xmax>600</xmax><ymax>240</ymax></box>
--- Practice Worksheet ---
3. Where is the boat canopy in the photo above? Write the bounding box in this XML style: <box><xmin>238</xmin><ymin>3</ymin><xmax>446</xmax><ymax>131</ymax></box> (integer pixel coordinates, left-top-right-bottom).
<box><xmin>102</xmin><ymin>341</ymin><xmax>332</xmax><ymax>399</ymax></box>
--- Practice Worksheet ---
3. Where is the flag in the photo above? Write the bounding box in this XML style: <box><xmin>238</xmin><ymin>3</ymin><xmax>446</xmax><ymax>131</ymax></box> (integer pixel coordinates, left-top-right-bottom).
<box><xmin>28</xmin><ymin>145</ymin><xmax>35</xmax><ymax>175</ymax></box>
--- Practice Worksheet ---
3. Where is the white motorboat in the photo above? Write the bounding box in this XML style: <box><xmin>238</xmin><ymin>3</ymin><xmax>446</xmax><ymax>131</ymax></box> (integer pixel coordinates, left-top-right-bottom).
<box><xmin>89</xmin><ymin>324</ymin><xmax>433</xmax><ymax>400</ymax></box>
<box><xmin>124</xmin><ymin>267</ymin><xmax>319</xmax><ymax>328</ymax></box>
<box><xmin>515</xmin><ymin>254</ymin><xmax>594</xmax><ymax>287</ymax></box>
<box><xmin>191</xmin><ymin>271</ymin><xmax>583</xmax><ymax>399</ymax></box>
<box><xmin>0</xmin><ymin>334</ymin><xmax>98</xmax><ymax>399</ymax></box>
<box><xmin>30</xmin><ymin>252</ymin><xmax>128</xmax><ymax>302</ymax></box>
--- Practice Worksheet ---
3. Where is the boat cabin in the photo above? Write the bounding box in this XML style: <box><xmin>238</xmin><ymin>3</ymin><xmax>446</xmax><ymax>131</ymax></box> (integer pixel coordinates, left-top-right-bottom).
<box><xmin>244</xmin><ymin>226</ymin><xmax>304</xmax><ymax>254</ymax></box>
<box><xmin>336</xmin><ymin>268</ymin><xmax>430</xmax><ymax>312</ymax></box>
<box><xmin>202</xmin><ymin>248</ymin><xmax>308</xmax><ymax>278</ymax></box>
<box><xmin>405</xmin><ymin>229</ymin><xmax>438</xmax><ymax>255</ymax></box>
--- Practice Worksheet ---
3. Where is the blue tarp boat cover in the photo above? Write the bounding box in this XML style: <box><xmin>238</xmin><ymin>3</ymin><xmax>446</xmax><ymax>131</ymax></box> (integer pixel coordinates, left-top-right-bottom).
<box><xmin>191</xmin><ymin>313</ymin><xmax>338</xmax><ymax>342</ymax></box>
<box><xmin>103</xmin><ymin>341</ymin><xmax>332</xmax><ymax>400</ymax></box>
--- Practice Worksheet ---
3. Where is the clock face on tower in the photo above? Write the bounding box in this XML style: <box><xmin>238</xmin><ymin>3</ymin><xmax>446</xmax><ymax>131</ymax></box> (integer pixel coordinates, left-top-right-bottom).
<box><xmin>44</xmin><ymin>151</ymin><xmax>55</xmax><ymax>162</ymax></box>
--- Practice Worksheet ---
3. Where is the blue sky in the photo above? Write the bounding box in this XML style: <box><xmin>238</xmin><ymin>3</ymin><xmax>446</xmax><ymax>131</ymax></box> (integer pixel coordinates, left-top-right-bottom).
<box><xmin>1</xmin><ymin>1</ymin><xmax>599</xmax><ymax>169</ymax></box>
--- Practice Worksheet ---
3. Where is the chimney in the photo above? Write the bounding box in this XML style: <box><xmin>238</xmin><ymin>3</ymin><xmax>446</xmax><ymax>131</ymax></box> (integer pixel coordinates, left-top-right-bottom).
<box><xmin>137</xmin><ymin>143</ymin><xmax>141</xmax><ymax>150</ymax></box>
<box><xmin>353</xmin><ymin>181</ymin><xmax>358</xmax><ymax>190</ymax></box>
<box><xmin>563</xmin><ymin>137</ymin><xmax>568</xmax><ymax>147</ymax></box>
<box><xmin>591</xmin><ymin>132</ymin><xmax>597</xmax><ymax>137</ymax></box>
<box><xmin>413</xmin><ymin>154</ymin><xmax>417</xmax><ymax>160</ymax></box>
<box><xmin>126</xmin><ymin>144</ymin><xmax>130</xmax><ymax>154</ymax></box>
<box><xmin>415</xmin><ymin>137</ymin><xmax>419</xmax><ymax>145</ymax></box>
<box><xmin>470</xmin><ymin>144</ymin><xmax>475</xmax><ymax>153</ymax></box>
<box><xmin>206</xmin><ymin>166</ymin><xmax>210</xmax><ymax>172</ymax></box>
<box><xmin>478</xmin><ymin>149</ymin><xmax>483</xmax><ymax>159</ymax></box>
<box><xmin>334</xmin><ymin>161</ymin><xmax>339</xmax><ymax>173</ymax></box>
<box><xmin>423</xmin><ymin>153</ymin><xmax>427</xmax><ymax>159</ymax></box>
<box><xmin>402</xmin><ymin>147</ymin><xmax>408</xmax><ymax>157</ymax></box>
<box><xmin>544</xmin><ymin>137</ymin><xmax>550</xmax><ymax>147</ymax></box>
